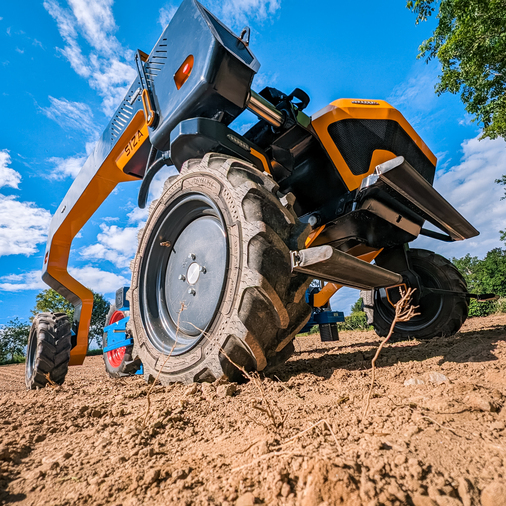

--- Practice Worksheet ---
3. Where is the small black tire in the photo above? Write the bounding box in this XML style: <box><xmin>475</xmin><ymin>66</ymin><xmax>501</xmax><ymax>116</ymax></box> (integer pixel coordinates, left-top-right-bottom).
<box><xmin>102</xmin><ymin>305</ymin><xmax>141</xmax><ymax>378</ymax></box>
<box><xmin>128</xmin><ymin>153</ymin><xmax>311</xmax><ymax>384</ymax></box>
<box><xmin>25</xmin><ymin>312</ymin><xmax>71</xmax><ymax>389</ymax></box>
<box><xmin>362</xmin><ymin>248</ymin><xmax>469</xmax><ymax>341</ymax></box>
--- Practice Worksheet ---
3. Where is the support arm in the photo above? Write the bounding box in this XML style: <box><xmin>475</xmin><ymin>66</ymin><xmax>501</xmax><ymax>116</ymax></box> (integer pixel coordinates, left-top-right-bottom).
<box><xmin>42</xmin><ymin>110</ymin><xmax>149</xmax><ymax>365</ymax></box>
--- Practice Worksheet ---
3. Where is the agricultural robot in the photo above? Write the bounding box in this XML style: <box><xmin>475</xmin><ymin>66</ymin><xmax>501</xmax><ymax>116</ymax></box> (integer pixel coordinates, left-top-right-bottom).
<box><xmin>26</xmin><ymin>0</ymin><xmax>485</xmax><ymax>388</ymax></box>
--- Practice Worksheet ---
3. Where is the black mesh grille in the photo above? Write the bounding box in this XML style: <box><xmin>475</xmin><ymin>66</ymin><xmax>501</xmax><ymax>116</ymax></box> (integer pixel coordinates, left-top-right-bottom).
<box><xmin>327</xmin><ymin>119</ymin><xmax>435</xmax><ymax>184</ymax></box>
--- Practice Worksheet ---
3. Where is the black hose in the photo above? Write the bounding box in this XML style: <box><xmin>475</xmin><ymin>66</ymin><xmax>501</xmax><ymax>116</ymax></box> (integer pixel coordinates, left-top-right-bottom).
<box><xmin>138</xmin><ymin>155</ymin><xmax>171</xmax><ymax>209</ymax></box>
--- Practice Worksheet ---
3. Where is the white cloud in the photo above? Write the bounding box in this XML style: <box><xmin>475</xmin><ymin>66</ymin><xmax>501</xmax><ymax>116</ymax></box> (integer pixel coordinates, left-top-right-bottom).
<box><xmin>413</xmin><ymin>135</ymin><xmax>506</xmax><ymax>259</ymax></box>
<box><xmin>0</xmin><ymin>195</ymin><xmax>52</xmax><ymax>256</ymax></box>
<box><xmin>80</xmin><ymin>223</ymin><xmax>140</xmax><ymax>269</ymax></box>
<box><xmin>44</xmin><ymin>0</ymin><xmax>136</xmax><ymax>116</ymax></box>
<box><xmin>68</xmin><ymin>265</ymin><xmax>129</xmax><ymax>293</ymax></box>
<box><xmin>159</xmin><ymin>5</ymin><xmax>177</xmax><ymax>28</ymax></box>
<box><xmin>387</xmin><ymin>63</ymin><xmax>440</xmax><ymax>130</ymax></box>
<box><xmin>0</xmin><ymin>150</ymin><xmax>21</xmax><ymax>190</ymax></box>
<box><xmin>0</xmin><ymin>271</ymin><xmax>46</xmax><ymax>291</ymax></box>
<box><xmin>207</xmin><ymin>0</ymin><xmax>281</xmax><ymax>27</ymax></box>
<box><xmin>0</xmin><ymin>266</ymin><xmax>128</xmax><ymax>294</ymax></box>
<box><xmin>41</xmin><ymin>96</ymin><xmax>94</xmax><ymax>133</ymax></box>
<box><xmin>47</xmin><ymin>154</ymin><xmax>87</xmax><ymax>179</ymax></box>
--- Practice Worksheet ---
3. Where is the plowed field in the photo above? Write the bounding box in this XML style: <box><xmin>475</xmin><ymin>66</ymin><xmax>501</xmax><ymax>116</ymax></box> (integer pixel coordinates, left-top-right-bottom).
<box><xmin>1</xmin><ymin>314</ymin><xmax>506</xmax><ymax>505</ymax></box>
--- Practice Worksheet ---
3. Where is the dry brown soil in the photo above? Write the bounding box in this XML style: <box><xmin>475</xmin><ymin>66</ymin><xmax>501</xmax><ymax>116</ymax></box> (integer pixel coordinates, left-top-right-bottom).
<box><xmin>2</xmin><ymin>314</ymin><xmax>506</xmax><ymax>506</ymax></box>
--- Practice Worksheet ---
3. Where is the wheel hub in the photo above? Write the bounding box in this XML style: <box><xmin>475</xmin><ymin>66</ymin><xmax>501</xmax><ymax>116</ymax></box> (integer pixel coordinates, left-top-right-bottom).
<box><xmin>140</xmin><ymin>193</ymin><xmax>229</xmax><ymax>355</ymax></box>
<box><xmin>186</xmin><ymin>262</ymin><xmax>201</xmax><ymax>285</ymax></box>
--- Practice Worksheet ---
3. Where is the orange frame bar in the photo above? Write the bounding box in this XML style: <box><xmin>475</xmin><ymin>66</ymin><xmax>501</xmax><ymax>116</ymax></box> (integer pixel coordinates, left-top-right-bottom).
<box><xmin>42</xmin><ymin>111</ymin><xmax>148</xmax><ymax>365</ymax></box>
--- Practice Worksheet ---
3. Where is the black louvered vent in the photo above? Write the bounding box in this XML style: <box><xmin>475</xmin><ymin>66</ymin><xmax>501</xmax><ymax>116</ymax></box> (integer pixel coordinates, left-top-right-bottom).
<box><xmin>327</xmin><ymin>119</ymin><xmax>435</xmax><ymax>184</ymax></box>
<box><xmin>109</xmin><ymin>86</ymin><xmax>140</xmax><ymax>140</ymax></box>
<box><xmin>145</xmin><ymin>38</ymin><xmax>168</xmax><ymax>86</ymax></box>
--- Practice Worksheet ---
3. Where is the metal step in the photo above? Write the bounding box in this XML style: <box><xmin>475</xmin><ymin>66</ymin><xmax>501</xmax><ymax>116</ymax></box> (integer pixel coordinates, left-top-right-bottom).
<box><xmin>360</xmin><ymin>156</ymin><xmax>479</xmax><ymax>241</ymax></box>
<box><xmin>290</xmin><ymin>245</ymin><xmax>403</xmax><ymax>290</ymax></box>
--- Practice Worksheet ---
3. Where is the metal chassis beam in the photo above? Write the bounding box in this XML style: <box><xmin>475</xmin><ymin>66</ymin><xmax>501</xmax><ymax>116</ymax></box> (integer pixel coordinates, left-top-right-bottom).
<box><xmin>42</xmin><ymin>111</ymin><xmax>148</xmax><ymax>365</ymax></box>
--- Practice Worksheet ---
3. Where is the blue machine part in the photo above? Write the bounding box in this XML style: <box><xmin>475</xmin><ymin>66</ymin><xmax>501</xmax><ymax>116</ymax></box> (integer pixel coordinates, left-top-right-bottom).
<box><xmin>299</xmin><ymin>309</ymin><xmax>345</xmax><ymax>334</ymax></box>
<box><xmin>102</xmin><ymin>311</ymin><xmax>144</xmax><ymax>375</ymax></box>
<box><xmin>103</xmin><ymin>314</ymin><xmax>132</xmax><ymax>352</ymax></box>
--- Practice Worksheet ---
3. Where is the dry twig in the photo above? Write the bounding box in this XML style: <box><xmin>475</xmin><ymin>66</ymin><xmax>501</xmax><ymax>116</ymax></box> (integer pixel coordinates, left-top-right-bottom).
<box><xmin>141</xmin><ymin>302</ymin><xmax>185</xmax><ymax>427</ymax></box>
<box><xmin>363</xmin><ymin>287</ymin><xmax>419</xmax><ymax>417</ymax></box>
<box><xmin>186</xmin><ymin>321</ymin><xmax>285</xmax><ymax>434</ymax></box>
<box><xmin>44</xmin><ymin>373</ymin><xmax>58</xmax><ymax>389</ymax></box>
<box><xmin>275</xmin><ymin>418</ymin><xmax>340</xmax><ymax>450</ymax></box>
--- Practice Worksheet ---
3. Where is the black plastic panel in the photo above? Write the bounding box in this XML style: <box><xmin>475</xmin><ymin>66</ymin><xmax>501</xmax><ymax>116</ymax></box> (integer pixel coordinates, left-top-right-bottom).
<box><xmin>328</xmin><ymin>119</ymin><xmax>436</xmax><ymax>184</ymax></box>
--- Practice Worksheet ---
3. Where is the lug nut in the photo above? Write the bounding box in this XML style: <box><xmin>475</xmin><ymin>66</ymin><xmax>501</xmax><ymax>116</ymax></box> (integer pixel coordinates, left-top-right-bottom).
<box><xmin>199</xmin><ymin>265</ymin><xmax>206</xmax><ymax>274</ymax></box>
<box><xmin>179</xmin><ymin>274</ymin><xmax>186</xmax><ymax>281</ymax></box>
<box><xmin>188</xmin><ymin>288</ymin><xmax>196</xmax><ymax>296</ymax></box>
<box><xmin>188</xmin><ymin>253</ymin><xmax>196</xmax><ymax>260</ymax></box>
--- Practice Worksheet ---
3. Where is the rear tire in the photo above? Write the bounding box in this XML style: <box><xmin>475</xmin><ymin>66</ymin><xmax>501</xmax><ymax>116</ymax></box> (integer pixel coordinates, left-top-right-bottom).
<box><xmin>128</xmin><ymin>153</ymin><xmax>311</xmax><ymax>384</ymax></box>
<box><xmin>103</xmin><ymin>305</ymin><xmax>141</xmax><ymax>378</ymax></box>
<box><xmin>25</xmin><ymin>312</ymin><xmax>71</xmax><ymax>389</ymax></box>
<box><xmin>362</xmin><ymin>248</ymin><xmax>468</xmax><ymax>341</ymax></box>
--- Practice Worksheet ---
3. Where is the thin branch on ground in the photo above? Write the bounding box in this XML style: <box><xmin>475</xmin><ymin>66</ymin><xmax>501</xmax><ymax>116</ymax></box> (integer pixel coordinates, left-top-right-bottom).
<box><xmin>274</xmin><ymin>418</ymin><xmax>340</xmax><ymax>450</ymax></box>
<box><xmin>363</xmin><ymin>287</ymin><xmax>419</xmax><ymax>417</ymax></box>
<box><xmin>44</xmin><ymin>373</ymin><xmax>58</xmax><ymax>388</ymax></box>
<box><xmin>186</xmin><ymin>321</ymin><xmax>285</xmax><ymax>434</ymax></box>
<box><xmin>141</xmin><ymin>302</ymin><xmax>185</xmax><ymax>428</ymax></box>
<box><xmin>231</xmin><ymin>450</ymin><xmax>298</xmax><ymax>472</ymax></box>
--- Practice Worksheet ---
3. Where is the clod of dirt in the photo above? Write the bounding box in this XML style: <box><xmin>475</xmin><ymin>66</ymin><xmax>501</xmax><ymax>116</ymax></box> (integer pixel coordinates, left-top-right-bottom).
<box><xmin>481</xmin><ymin>480</ymin><xmax>506</xmax><ymax>506</ymax></box>
<box><xmin>427</xmin><ymin>372</ymin><xmax>448</xmax><ymax>384</ymax></box>
<box><xmin>217</xmin><ymin>383</ymin><xmax>237</xmax><ymax>398</ymax></box>
<box><xmin>464</xmin><ymin>393</ymin><xmax>498</xmax><ymax>412</ymax></box>
<box><xmin>235</xmin><ymin>492</ymin><xmax>257</xmax><ymax>505</ymax></box>
<box><xmin>405</xmin><ymin>378</ymin><xmax>425</xmax><ymax>386</ymax></box>
<box><xmin>412</xmin><ymin>493</ymin><xmax>438</xmax><ymax>506</ymax></box>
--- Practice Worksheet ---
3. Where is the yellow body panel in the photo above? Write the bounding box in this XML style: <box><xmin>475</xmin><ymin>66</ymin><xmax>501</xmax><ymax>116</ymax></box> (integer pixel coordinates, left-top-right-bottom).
<box><xmin>45</xmin><ymin>110</ymin><xmax>148</xmax><ymax>365</ymax></box>
<box><xmin>311</xmin><ymin>99</ymin><xmax>437</xmax><ymax>191</ymax></box>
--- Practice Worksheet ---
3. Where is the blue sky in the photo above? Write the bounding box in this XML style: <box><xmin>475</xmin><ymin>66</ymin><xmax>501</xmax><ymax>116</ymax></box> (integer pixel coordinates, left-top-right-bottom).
<box><xmin>1</xmin><ymin>0</ymin><xmax>505</xmax><ymax>325</ymax></box>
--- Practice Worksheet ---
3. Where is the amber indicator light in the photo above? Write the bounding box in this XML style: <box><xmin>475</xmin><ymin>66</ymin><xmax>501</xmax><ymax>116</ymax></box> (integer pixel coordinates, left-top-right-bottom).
<box><xmin>174</xmin><ymin>55</ymin><xmax>194</xmax><ymax>90</ymax></box>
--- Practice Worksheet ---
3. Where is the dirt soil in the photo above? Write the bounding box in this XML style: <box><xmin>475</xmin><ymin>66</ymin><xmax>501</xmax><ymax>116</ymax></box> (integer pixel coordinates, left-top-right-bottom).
<box><xmin>2</xmin><ymin>314</ymin><xmax>506</xmax><ymax>506</ymax></box>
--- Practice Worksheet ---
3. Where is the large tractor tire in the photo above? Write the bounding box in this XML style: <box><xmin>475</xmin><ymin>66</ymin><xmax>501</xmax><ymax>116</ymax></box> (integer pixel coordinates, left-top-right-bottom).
<box><xmin>102</xmin><ymin>305</ymin><xmax>141</xmax><ymax>378</ymax></box>
<box><xmin>362</xmin><ymin>248</ymin><xmax>469</xmax><ymax>341</ymax></box>
<box><xmin>25</xmin><ymin>312</ymin><xmax>72</xmax><ymax>389</ymax></box>
<box><xmin>127</xmin><ymin>153</ymin><xmax>311</xmax><ymax>384</ymax></box>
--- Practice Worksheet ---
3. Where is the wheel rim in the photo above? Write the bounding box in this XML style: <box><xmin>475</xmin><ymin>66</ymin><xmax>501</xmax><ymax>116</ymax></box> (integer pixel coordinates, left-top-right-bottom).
<box><xmin>107</xmin><ymin>346</ymin><xmax>127</xmax><ymax>368</ymax></box>
<box><xmin>140</xmin><ymin>192</ymin><xmax>228</xmax><ymax>355</ymax></box>
<box><xmin>25</xmin><ymin>327</ymin><xmax>38</xmax><ymax>380</ymax></box>
<box><xmin>376</xmin><ymin>260</ymin><xmax>444</xmax><ymax>332</ymax></box>
<box><xmin>105</xmin><ymin>310</ymin><xmax>127</xmax><ymax>368</ymax></box>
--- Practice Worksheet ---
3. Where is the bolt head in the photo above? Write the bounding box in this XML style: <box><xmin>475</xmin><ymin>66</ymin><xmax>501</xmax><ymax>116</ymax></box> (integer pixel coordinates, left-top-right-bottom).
<box><xmin>199</xmin><ymin>265</ymin><xmax>206</xmax><ymax>274</ymax></box>
<box><xmin>178</xmin><ymin>274</ymin><xmax>186</xmax><ymax>281</ymax></box>
<box><xmin>188</xmin><ymin>288</ymin><xmax>196</xmax><ymax>296</ymax></box>
<box><xmin>188</xmin><ymin>253</ymin><xmax>196</xmax><ymax>260</ymax></box>
<box><xmin>308</xmin><ymin>215</ymin><xmax>318</xmax><ymax>227</ymax></box>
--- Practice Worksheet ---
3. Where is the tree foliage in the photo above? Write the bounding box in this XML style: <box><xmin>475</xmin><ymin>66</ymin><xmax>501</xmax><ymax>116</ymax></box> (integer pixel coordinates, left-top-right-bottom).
<box><xmin>32</xmin><ymin>289</ymin><xmax>110</xmax><ymax>348</ymax></box>
<box><xmin>452</xmin><ymin>247</ymin><xmax>506</xmax><ymax>316</ymax></box>
<box><xmin>0</xmin><ymin>318</ymin><xmax>30</xmax><ymax>364</ymax></box>
<box><xmin>407</xmin><ymin>0</ymin><xmax>506</xmax><ymax>139</ymax></box>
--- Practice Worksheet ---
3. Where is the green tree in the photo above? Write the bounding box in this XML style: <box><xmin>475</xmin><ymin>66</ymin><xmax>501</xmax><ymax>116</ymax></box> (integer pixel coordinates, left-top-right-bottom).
<box><xmin>0</xmin><ymin>318</ymin><xmax>30</xmax><ymax>364</ymax></box>
<box><xmin>497</xmin><ymin>174</ymin><xmax>506</xmax><ymax>201</ymax></box>
<box><xmin>32</xmin><ymin>289</ymin><xmax>110</xmax><ymax>348</ymax></box>
<box><xmin>351</xmin><ymin>297</ymin><xmax>364</xmax><ymax>314</ymax></box>
<box><xmin>453</xmin><ymin>248</ymin><xmax>506</xmax><ymax>316</ymax></box>
<box><xmin>407</xmin><ymin>0</ymin><xmax>506</xmax><ymax>139</ymax></box>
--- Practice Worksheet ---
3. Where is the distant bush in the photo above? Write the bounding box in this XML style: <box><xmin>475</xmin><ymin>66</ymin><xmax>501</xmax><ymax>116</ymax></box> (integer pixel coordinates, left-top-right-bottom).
<box><xmin>0</xmin><ymin>354</ymin><xmax>26</xmax><ymax>366</ymax></box>
<box><xmin>453</xmin><ymin>248</ymin><xmax>506</xmax><ymax>318</ymax></box>
<box><xmin>87</xmin><ymin>349</ymin><xmax>103</xmax><ymax>356</ymax></box>
<box><xmin>337</xmin><ymin>311</ymin><xmax>372</xmax><ymax>331</ymax></box>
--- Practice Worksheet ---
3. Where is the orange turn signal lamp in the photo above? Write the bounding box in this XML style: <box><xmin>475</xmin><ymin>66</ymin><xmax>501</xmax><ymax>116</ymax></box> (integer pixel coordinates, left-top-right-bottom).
<box><xmin>174</xmin><ymin>55</ymin><xmax>194</xmax><ymax>90</ymax></box>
